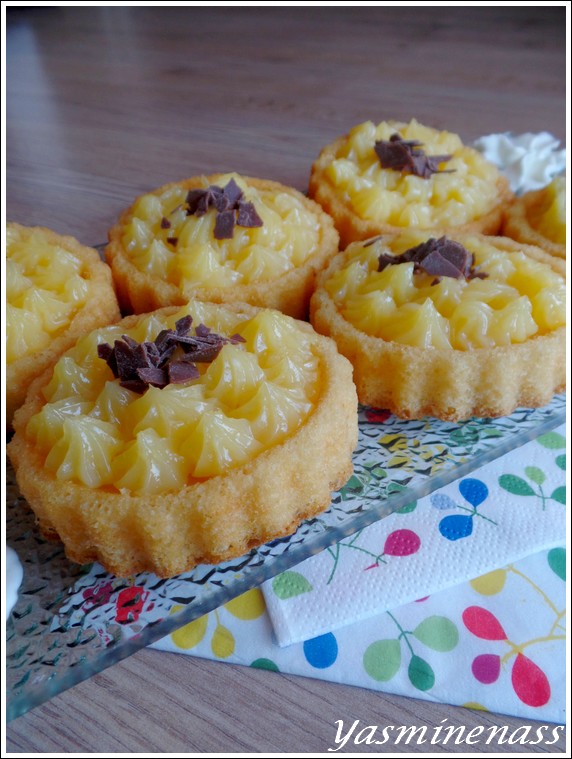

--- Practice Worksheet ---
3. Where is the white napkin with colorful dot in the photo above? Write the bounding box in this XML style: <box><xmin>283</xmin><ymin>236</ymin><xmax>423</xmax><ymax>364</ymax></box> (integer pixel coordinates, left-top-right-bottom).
<box><xmin>152</xmin><ymin>426</ymin><xmax>566</xmax><ymax>724</ymax></box>
<box><xmin>261</xmin><ymin>426</ymin><xmax>566</xmax><ymax>646</ymax></box>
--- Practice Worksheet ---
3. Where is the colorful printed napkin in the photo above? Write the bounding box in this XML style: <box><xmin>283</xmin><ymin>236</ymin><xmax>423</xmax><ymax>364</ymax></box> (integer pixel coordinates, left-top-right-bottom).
<box><xmin>152</xmin><ymin>544</ymin><xmax>566</xmax><ymax>724</ymax></box>
<box><xmin>152</xmin><ymin>426</ymin><xmax>566</xmax><ymax>724</ymax></box>
<box><xmin>262</xmin><ymin>427</ymin><xmax>566</xmax><ymax>646</ymax></box>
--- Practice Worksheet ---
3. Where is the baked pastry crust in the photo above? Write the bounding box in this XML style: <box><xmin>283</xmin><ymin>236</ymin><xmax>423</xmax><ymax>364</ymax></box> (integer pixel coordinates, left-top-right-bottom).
<box><xmin>6</xmin><ymin>223</ymin><xmax>120</xmax><ymax>428</ymax></box>
<box><xmin>8</xmin><ymin>302</ymin><xmax>358</xmax><ymax>578</ymax></box>
<box><xmin>502</xmin><ymin>180</ymin><xmax>566</xmax><ymax>259</ymax></box>
<box><xmin>310</xmin><ymin>234</ymin><xmax>565</xmax><ymax>421</ymax></box>
<box><xmin>106</xmin><ymin>174</ymin><xmax>339</xmax><ymax>320</ymax></box>
<box><xmin>309</xmin><ymin>121</ymin><xmax>513</xmax><ymax>248</ymax></box>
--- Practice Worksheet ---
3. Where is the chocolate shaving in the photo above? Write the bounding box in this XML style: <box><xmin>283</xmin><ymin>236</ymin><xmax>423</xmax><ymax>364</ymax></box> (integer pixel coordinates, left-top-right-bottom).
<box><xmin>236</xmin><ymin>200</ymin><xmax>263</xmax><ymax>228</ymax></box>
<box><xmin>160</xmin><ymin>217</ymin><xmax>171</xmax><ymax>229</ymax></box>
<box><xmin>377</xmin><ymin>236</ymin><xmax>488</xmax><ymax>281</ymax></box>
<box><xmin>214</xmin><ymin>209</ymin><xmax>236</xmax><ymax>239</ymax></box>
<box><xmin>97</xmin><ymin>315</ymin><xmax>244</xmax><ymax>394</ymax></box>
<box><xmin>374</xmin><ymin>133</ymin><xmax>454</xmax><ymax>179</ymax></box>
<box><xmin>167</xmin><ymin>236</ymin><xmax>178</xmax><ymax>246</ymax></box>
<box><xmin>167</xmin><ymin>360</ymin><xmax>200</xmax><ymax>384</ymax></box>
<box><xmin>184</xmin><ymin>178</ymin><xmax>263</xmax><ymax>239</ymax></box>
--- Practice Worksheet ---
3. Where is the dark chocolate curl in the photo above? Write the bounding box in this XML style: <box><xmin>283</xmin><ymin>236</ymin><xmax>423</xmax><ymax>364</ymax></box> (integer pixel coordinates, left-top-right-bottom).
<box><xmin>137</xmin><ymin>366</ymin><xmax>168</xmax><ymax>387</ymax></box>
<box><xmin>175</xmin><ymin>315</ymin><xmax>193</xmax><ymax>334</ymax></box>
<box><xmin>223</xmin><ymin>177</ymin><xmax>243</xmax><ymax>206</ymax></box>
<box><xmin>374</xmin><ymin>133</ymin><xmax>453</xmax><ymax>179</ymax></box>
<box><xmin>214</xmin><ymin>209</ymin><xmax>236</xmax><ymax>239</ymax></box>
<box><xmin>237</xmin><ymin>201</ymin><xmax>263</xmax><ymax>229</ymax></box>
<box><xmin>168</xmin><ymin>361</ymin><xmax>200</xmax><ymax>384</ymax></box>
<box><xmin>377</xmin><ymin>236</ymin><xmax>488</xmax><ymax>281</ymax></box>
<box><xmin>97</xmin><ymin>314</ymin><xmax>243</xmax><ymax>393</ymax></box>
<box><xmin>184</xmin><ymin>178</ymin><xmax>264</xmax><ymax>240</ymax></box>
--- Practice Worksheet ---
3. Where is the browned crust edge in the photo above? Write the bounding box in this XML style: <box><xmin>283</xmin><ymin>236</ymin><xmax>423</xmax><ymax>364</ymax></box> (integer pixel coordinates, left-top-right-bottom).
<box><xmin>309</xmin><ymin>234</ymin><xmax>566</xmax><ymax>421</ymax></box>
<box><xmin>8</xmin><ymin>302</ymin><xmax>358</xmax><ymax>578</ymax></box>
<box><xmin>502</xmin><ymin>188</ymin><xmax>566</xmax><ymax>259</ymax></box>
<box><xmin>105</xmin><ymin>174</ymin><xmax>340</xmax><ymax>319</ymax></box>
<box><xmin>308</xmin><ymin>132</ymin><xmax>514</xmax><ymax>249</ymax></box>
<box><xmin>6</xmin><ymin>223</ymin><xmax>121</xmax><ymax>428</ymax></box>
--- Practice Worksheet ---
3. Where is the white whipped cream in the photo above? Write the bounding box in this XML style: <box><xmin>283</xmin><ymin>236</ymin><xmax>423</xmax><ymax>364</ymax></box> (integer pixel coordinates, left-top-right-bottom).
<box><xmin>6</xmin><ymin>546</ymin><xmax>24</xmax><ymax>619</ymax></box>
<box><xmin>473</xmin><ymin>132</ymin><xmax>566</xmax><ymax>194</ymax></box>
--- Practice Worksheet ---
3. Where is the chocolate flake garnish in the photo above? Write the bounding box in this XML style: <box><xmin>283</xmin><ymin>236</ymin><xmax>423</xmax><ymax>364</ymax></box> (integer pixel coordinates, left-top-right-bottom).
<box><xmin>168</xmin><ymin>360</ymin><xmax>201</xmax><ymax>384</ymax></box>
<box><xmin>184</xmin><ymin>178</ymin><xmax>263</xmax><ymax>239</ymax></box>
<box><xmin>236</xmin><ymin>200</ymin><xmax>263</xmax><ymax>228</ymax></box>
<box><xmin>377</xmin><ymin>236</ymin><xmax>488</xmax><ymax>281</ymax></box>
<box><xmin>160</xmin><ymin>216</ymin><xmax>172</xmax><ymax>229</ymax></box>
<box><xmin>214</xmin><ymin>209</ymin><xmax>236</xmax><ymax>239</ymax></box>
<box><xmin>167</xmin><ymin>236</ymin><xmax>178</xmax><ymax>246</ymax></box>
<box><xmin>97</xmin><ymin>315</ymin><xmax>244</xmax><ymax>394</ymax></box>
<box><xmin>374</xmin><ymin>133</ymin><xmax>454</xmax><ymax>179</ymax></box>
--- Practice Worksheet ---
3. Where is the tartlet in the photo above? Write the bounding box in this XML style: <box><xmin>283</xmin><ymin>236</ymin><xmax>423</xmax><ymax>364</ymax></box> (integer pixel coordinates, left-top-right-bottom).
<box><xmin>310</xmin><ymin>231</ymin><xmax>565</xmax><ymax>421</ymax></box>
<box><xmin>502</xmin><ymin>175</ymin><xmax>566</xmax><ymax>259</ymax></box>
<box><xmin>8</xmin><ymin>300</ymin><xmax>358</xmax><ymax>578</ymax></box>
<box><xmin>106</xmin><ymin>172</ymin><xmax>339</xmax><ymax>319</ymax></box>
<box><xmin>309</xmin><ymin>119</ymin><xmax>512</xmax><ymax>248</ymax></box>
<box><xmin>6</xmin><ymin>223</ymin><xmax>120</xmax><ymax>427</ymax></box>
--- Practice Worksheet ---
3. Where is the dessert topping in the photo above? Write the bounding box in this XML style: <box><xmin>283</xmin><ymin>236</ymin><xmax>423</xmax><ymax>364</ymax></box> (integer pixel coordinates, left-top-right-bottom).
<box><xmin>378</xmin><ymin>237</ymin><xmax>488</xmax><ymax>282</ymax></box>
<box><xmin>98</xmin><ymin>315</ymin><xmax>245</xmax><ymax>393</ymax></box>
<box><xmin>374</xmin><ymin>133</ymin><xmax>453</xmax><ymax>178</ymax></box>
<box><xmin>185</xmin><ymin>178</ymin><xmax>263</xmax><ymax>239</ymax></box>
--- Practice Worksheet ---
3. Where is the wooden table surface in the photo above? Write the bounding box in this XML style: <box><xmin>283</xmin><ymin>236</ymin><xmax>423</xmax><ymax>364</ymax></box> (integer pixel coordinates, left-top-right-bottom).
<box><xmin>5</xmin><ymin>6</ymin><xmax>566</xmax><ymax>754</ymax></box>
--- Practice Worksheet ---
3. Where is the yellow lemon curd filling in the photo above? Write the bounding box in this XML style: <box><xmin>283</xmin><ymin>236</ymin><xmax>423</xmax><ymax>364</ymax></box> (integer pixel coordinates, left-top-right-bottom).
<box><xmin>6</xmin><ymin>227</ymin><xmax>93</xmax><ymax>364</ymax></box>
<box><xmin>26</xmin><ymin>303</ymin><xmax>319</xmax><ymax>495</ymax></box>
<box><xmin>324</xmin><ymin>120</ymin><xmax>502</xmax><ymax>228</ymax></box>
<box><xmin>324</xmin><ymin>232</ymin><xmax>566</xmax><ymax>351</ymax></box>
<box><xmin>120</xmin><ymin>173</ymin><xmax>321</xmax><ymax>290</ymax></box>
<box><xmin>529</xmin><ymin>176</ymin><xmax>566</xmax><ymax>245</ymax></box>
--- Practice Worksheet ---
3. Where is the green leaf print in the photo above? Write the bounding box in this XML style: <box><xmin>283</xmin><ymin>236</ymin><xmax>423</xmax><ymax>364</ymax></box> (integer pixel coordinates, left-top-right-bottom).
<box><xmin>550</xmin><ymin>486</ymin><xmax>566</xmax><ymax>505</ymax></box>
<box><xmin>412</xmin><ymin>616</ymin><xmax>459</xmax><ymax>652</ymax></box>
<box><xmin>555</xmin><ymin>454</ymin><xmax>565</xmax><ymax>471</ymax></box>
<box><xmin>547</xmin><ymin>547</ymin><xmax>566</xmax><ymax>580</ymax></box>
<box><xmin>408</xmin><ymin>654</ymin><xmax>435</xmax><ymax>691</ymax></box>
<box><xmin>537</xmin><ymin>431</ymin><xmax>566</xmax><ymax>449</ymax></box>
<box><xmin>363</xmin><ymin>639</ymin><xmax>402</xmax><ymax>682</ymax></box>
<box><xmin>498</xmin><ymin>474</ymin><xmax>535</xmax><ymax>497</ymax></box>
<box><xmin>524</xmin><ymin>466</ymin><xmax>545</xmax><ymax>485</ymax></box>
<box><xmin>272</xmin><ymin>571</ymin><xmax>312</xmax><ymax>600</ymax></box>
<box><xmin>251</xmin><ymin>658</ymin><xmax>280</xmax><ymax>672</ymax></box>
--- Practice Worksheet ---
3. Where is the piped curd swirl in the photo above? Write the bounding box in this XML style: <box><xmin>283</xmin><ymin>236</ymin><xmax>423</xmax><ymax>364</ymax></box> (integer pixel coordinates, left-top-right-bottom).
<box><xmin>324</xmin><ymin>232</ymin><xmax>565</xmax><ymax>351</ymax></box>
<box><xmin>25</xmin><ymin>302</ymin><xmax>320</xmax><ymax>494</ymax></box>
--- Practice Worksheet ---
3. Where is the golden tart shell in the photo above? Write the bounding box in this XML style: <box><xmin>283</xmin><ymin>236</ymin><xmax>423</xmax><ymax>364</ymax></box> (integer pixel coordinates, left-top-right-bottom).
<box><xmin>6</xmin><ymin>223</ymin><xmax>120</xmax><ymax>428</ymax></box>
<box><xmin>106</xmin><ymin>174</ymin><xmax>339</xmax><ymax>320</ymax></box>
<box><xmin>8</xmin><ymin>302</ymin><xmax>358</xmax><ymax>578</ymax></box>
<box><xmin>310</xmin><ymin>235</ymin><xmax>565</xmax><ymax>421</ymax></box>
<box><xmin>502</xmin><ymin>185</ymin><xmax>566</xmax><ymax>259</ymax></box>
<box><xmin>309</xmin><ymin>127</ymin><xmax>513</xmax><ymax>249</ymax></box>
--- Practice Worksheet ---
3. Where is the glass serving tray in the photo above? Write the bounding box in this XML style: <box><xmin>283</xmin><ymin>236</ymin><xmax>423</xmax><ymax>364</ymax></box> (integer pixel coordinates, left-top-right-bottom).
<box><xmin>6</xmin><ymin>394</ymin><xmax>566</xmax><ymax>721</ymax></box>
